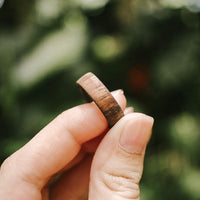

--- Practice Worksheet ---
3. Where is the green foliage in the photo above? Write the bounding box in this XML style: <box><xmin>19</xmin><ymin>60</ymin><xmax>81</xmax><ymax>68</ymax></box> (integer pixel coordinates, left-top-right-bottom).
<box><xmin>0</xmin><ymin>0</ymin><xmax>200</xmax><ymax>199</ymax></box>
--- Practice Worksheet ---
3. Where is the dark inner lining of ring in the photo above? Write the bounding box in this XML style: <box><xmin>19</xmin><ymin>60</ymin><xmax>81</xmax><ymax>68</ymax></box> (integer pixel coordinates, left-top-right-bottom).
<box><xmin>77</xmin><ymin>85</ymin><xmax>93</xmax><ymax>103</ymax></box>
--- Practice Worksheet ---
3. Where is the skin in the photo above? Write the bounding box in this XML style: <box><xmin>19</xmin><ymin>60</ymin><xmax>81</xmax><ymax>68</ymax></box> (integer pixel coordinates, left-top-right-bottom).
<box><xmin>0</xmin><ymin>90</ymin><xmax>154</xmax><ymax>200</ymax></box>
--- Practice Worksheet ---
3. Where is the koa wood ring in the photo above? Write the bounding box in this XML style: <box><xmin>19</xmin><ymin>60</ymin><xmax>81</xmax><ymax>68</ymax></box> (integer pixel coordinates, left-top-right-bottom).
<box><xmin>76</xmin><ymin>72</ymin><xmax>124</xmax><ymax>127</ymax></box>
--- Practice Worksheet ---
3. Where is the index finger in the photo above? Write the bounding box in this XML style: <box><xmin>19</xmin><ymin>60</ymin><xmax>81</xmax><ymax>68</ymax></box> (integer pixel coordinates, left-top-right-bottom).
<box><xmin>1</xmin><ymin>90</ymin><xmax>126</xmax><ymax>189</ymax></box>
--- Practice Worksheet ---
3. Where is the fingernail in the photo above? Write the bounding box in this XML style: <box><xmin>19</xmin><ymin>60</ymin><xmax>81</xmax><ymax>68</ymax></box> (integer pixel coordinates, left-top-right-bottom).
<box><xmin>119</xmin><ymin>115</ymin><xmax>154</xmax><ymax>154</ymax></box>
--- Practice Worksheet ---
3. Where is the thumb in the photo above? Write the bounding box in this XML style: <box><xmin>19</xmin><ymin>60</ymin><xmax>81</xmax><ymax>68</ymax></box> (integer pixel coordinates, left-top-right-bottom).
<box><xmin>89</xmin><ymin>113</ymin><xmax>154</xmax><ymax>200</ymax></box>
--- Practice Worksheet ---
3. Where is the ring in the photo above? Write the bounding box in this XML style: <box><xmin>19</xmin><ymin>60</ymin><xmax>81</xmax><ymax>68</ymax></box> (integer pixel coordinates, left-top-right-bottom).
<box><xmin>76</xmin><ymin>72</ymin><xmax>124</xmax><ymax>127</ymax></box>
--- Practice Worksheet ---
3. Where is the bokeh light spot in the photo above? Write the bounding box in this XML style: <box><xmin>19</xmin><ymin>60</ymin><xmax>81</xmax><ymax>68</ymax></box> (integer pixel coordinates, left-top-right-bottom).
<box><xmin>92</xmin><ymin>35</ymin><xmax>124</xmax><ymax>61</ymax></box>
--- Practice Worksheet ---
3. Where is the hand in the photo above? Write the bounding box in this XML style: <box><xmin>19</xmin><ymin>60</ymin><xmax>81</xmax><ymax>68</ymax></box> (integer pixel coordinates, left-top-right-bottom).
<box><xmin>0</xmin><ymin>90</ymin><xmax>154</xmax><ymax>200</ymax></box>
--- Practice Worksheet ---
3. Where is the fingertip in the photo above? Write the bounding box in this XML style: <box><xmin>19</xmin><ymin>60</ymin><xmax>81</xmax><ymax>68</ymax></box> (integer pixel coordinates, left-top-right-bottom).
<box><xmin>118</xmin><ymin>112</ymin><xmax>154</xmax><ymax>126</ymax></box>
<box><xmin>124</xmin><ymin>107</ymin><xmax>134</xmax><ymax>115</ymax></box>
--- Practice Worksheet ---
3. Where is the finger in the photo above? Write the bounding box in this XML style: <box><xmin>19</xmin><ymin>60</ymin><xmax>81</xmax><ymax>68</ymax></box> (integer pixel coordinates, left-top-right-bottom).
<box><xmin>50</xmin><ymin>155</ymin><xmax>93</xmax><ymax>200</ymax></box>
<box><xmin>82</xmin><ymin>106</ymin><xmax>134</xmax><ymax>154</ymax></box>
<box><xmin>0</xmin><ymin>90</ymin><xmax>126</xmax><ymax>191</ymax></box>
<box><xmin>50</xmin><ymin>108</ymin><xmax>136</xmax><ymax>199</ymax></box>
<box><xmin>89</xmin><ymin>113</ymin><xmax>154</xmax><ymax>200</ymax></box>
<box><xmin>82</xmin><ymin>131</ymin><xmax>107</xmax><ymax>153</ymax></box>
<box><xmin>59</xmin><ymin>149</ymin><xmax>86</xmax><ymax>172</ymax></box>
<box><xmin>41</xmin><ymin>150</ymin><xmax>88</xmax><ymax>200</ymax></box>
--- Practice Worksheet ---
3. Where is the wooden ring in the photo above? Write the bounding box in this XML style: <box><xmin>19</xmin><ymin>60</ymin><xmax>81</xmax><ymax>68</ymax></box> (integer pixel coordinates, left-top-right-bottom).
<box><xmin>76</xmin><ymin>72</ymin><xmax>124</xmax><ymax>127</ymax></box>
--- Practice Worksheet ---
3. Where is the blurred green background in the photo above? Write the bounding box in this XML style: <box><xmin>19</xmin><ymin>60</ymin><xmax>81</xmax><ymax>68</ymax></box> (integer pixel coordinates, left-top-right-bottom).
<box><xmin>0</xmin><ymin>0</ymin><xmax>200</xmax><ymax>199</ymax></box>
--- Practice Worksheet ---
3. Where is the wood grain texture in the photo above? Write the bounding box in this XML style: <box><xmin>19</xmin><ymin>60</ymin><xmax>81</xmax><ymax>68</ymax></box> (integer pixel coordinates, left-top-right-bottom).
<box><xmin>76</xmin><ymin>72</ymin><xmax>124</xmax><ymax>127</ymax></box>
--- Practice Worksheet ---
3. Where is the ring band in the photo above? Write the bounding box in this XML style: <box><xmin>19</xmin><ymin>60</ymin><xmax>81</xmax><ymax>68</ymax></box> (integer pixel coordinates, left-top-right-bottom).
<box><xmin>76</xmin><ymin>72</ymin><xmax>124</xmax><ymax>127</ymax></box>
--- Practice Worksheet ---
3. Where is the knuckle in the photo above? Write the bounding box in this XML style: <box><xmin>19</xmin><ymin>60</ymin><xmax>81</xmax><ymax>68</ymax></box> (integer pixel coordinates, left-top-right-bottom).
<box><xmin>100</xmin><ymin>170</ymin><xmax>140</xmax><ymax>199</ymax></box>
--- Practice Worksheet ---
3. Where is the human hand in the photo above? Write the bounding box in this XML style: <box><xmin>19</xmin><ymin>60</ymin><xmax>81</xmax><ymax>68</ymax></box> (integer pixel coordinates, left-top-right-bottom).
<box><xmin>0</xmin><ymin>90</ymin><xmax>154</xmax><ymax>200</ymax></box>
